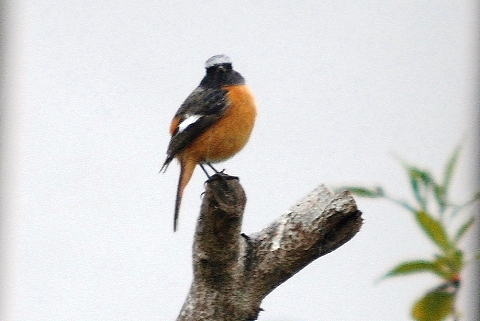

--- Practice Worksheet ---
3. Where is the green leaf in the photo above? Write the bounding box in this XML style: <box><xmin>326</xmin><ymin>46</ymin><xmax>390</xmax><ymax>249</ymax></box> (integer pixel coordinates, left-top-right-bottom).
<box><xmin>454</xmin><ymin>216</ymin><xmax>475</xmax><ymax>243</ymax></box>
<box><xmin>409</xmin><ymin>167</ymin><xmax>423</xmax><ymax>207</ymax></box>
<box><xmin>433</xmin><ymin>253</ymin><xmax>462</xmax><ymax>280</ymax></box>
<box><xmin>443</xmin><ymin>144</ymin><xmax>461</xmax><ymax>198</ymax></box>
<box><xmin>383</xmin><ymin>260</ymin><xmax>440</xmax><ymax>279</ymax></box>
<box><xmin>412</xmin><ymin>288</ymin><xmax>455</xmax><ymax>321</ymax></box>
<box><xmin>415</xmin><ymin>211</ymin><xmax>453</xmax><ymax>253</ymax></box>
<box><xmin>433</xmin><ymin>183</ymin><xmax>447</xmax><ymax>215</ymax></box>
<box><xmin>407</xmin><ymin>166</ymin><xmax>433</xmax><ymax>210</ymax></box>
<box><xmin>451</xmin><ymin>250</ymin><xmax>463</xmax><ymax>271</ymax></box>
<box><xmin>343</xmin><ymin>186</ymin><xmax>384</xmax><ymax>198</ymax></box>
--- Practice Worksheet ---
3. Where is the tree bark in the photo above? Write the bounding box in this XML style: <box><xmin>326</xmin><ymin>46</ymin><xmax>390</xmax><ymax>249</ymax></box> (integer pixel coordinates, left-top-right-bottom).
<box><xmin>177</xmin><ymin>173</ymin><xmax>363</xmax><ymax>321</ymax></box>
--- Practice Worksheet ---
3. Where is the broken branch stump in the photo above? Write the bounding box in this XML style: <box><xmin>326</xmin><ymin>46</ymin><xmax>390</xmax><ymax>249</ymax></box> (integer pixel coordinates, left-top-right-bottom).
<box><xmin>177</xmin><ymin>173</ymin><xmax>362</xmax><ymax>321</ymax></box>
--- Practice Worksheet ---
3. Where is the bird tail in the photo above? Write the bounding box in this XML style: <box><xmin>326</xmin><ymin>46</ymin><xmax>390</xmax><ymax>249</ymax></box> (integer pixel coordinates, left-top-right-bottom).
<box><xmin>160</xmin><ymin>155</ymin><xmax>173</xmax><ymax>173</ymax></box>
<box><xmin>173</xmin><ymin>159</ymin><xmax>196</xmax><ymax>232</ymax></box>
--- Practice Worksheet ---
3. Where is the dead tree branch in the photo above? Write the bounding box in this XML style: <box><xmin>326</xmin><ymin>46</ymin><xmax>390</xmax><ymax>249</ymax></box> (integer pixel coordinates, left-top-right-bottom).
<box><xmin>177</xmin><ymin>173</ymin><xmax>362</xmax><ymax>321</ymax></box>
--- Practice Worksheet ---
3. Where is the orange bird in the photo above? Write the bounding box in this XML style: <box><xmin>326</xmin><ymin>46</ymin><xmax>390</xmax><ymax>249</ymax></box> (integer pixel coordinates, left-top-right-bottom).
<box><xmin>161</xmin><ymin>55</ymin><xmax>257</xmax><ymax>231</ymax></box>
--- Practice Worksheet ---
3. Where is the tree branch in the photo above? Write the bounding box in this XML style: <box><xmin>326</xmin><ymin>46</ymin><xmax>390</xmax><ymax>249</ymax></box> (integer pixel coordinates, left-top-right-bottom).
<box><xmin>177</xmin><ymin>173</ymin><xmax>362</xmax><ymax>321</ymax></box>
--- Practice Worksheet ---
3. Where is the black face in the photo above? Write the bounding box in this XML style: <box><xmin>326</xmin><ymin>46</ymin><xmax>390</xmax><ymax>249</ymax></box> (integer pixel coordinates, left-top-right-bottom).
<box><xmin>200</xmin><ymin>63</ymin><xmax>245</xmax><ymax>89</ymax></box>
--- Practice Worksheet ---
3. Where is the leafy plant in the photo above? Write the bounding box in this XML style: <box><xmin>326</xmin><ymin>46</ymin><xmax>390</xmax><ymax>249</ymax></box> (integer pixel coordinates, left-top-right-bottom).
<box><xmin>342</xmin><ymin>145</ymin><xmax>479</xmax><ymax>321</ymax></box>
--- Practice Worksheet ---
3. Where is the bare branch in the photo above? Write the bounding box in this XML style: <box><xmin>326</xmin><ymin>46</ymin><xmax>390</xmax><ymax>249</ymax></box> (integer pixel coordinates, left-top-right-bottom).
<box><xmin>245</xmin><ymin>186</ymin><xmax>362</xmax><ymax>299</ymax></box>
<box><xmin>177</xmin><ymin>174</ymin><xmax>362</xmax><ymax>321</ymax></box>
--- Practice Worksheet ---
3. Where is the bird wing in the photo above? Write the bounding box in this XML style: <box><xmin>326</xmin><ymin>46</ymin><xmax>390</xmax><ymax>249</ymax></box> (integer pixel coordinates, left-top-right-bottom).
<box><xmin>162</xmin><ymin>87</ymin><xmax>230</xmax><ymax>168</ymax></box>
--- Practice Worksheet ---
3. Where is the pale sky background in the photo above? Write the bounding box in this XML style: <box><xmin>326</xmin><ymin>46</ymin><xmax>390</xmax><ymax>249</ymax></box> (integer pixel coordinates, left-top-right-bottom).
<box><xmin>2</xmin><ymin>1</ymin><xmax>479</xmax><ymax>320</ymax></box>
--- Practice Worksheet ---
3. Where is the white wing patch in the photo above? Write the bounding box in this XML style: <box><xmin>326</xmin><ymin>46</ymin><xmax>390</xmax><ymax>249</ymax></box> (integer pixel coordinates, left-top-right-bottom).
<box><xmin>178</xmin><ymin>114</ymin><xmax>202</xmax><ymax>133</ymax></box>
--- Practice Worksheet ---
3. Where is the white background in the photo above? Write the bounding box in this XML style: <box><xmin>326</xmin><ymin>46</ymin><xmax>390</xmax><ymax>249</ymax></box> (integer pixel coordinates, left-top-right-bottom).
<box><xmin>2</xmin><ymin>1</ymin><xmax>479</xmax><ymax>320</ymax></box>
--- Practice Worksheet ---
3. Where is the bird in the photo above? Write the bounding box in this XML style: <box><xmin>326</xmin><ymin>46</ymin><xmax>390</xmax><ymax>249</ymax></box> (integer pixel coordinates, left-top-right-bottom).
<box><xmin>161</xmin><ymin>54</ymin><xmax>257</xmax><ymax>231</ymax></box>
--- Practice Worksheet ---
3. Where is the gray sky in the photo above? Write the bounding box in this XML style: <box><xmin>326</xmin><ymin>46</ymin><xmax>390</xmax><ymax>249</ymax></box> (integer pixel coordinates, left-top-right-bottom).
<box><xmin>2</xmin><ymin>1</ymin><xmax>479</xmax><ymax>320</ymax></box>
